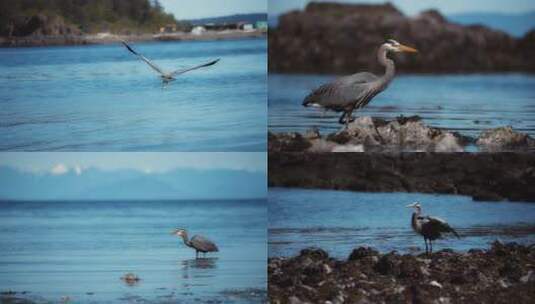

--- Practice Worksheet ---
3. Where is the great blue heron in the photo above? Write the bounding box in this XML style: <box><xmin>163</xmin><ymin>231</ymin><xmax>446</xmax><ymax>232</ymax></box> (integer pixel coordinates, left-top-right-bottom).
<box><xmin>406</xmin><ymin>202</ymin><xmax>460</xmax><ymax>254</ymax></box>
<box><xmin>303</xmin><ymin>39</ymin><xmax>418</xmax><ymax>128</ymax></box>
<box><xmin>121</xmin><ymin>40</ymin><xmax>220</xmax><ymax>83</ymax></box>
<box><xmin>171</xmin><ymin>228</ymin><xmax>219</xmax><ymax>258</ymax></box>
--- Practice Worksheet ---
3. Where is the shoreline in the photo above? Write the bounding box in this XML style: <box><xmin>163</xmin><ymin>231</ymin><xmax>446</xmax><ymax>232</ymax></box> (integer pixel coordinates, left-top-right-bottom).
<box><xmin>0</xmin><ymin>30</ymin><xmax>266</xmax><ymax>47</ymax></box>
<box><xmin>269</xmin><ymin>242</ymin><xmax>535</xmax><ymax>304</ymax></box>
<box><xmin>268</xmin><ymin>152</ymin><xmax>535</xmax><ymax>202</ymax></box>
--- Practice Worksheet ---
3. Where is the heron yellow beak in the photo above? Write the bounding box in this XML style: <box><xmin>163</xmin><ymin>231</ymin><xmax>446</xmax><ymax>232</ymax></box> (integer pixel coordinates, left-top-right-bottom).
<box><xmin>399</xmin><ymin>44</ymin><xmax>418</xmax><ymax>53</ymax></box>
<box><xmin>405</xmin><ymin>203</ymin><xmax>416</xmax><ymax>208</ymax></box>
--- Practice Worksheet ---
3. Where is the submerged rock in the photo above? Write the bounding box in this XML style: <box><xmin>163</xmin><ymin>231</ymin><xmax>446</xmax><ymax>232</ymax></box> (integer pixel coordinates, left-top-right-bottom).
<box><xmin>120</xmin><ymin>273</ymin><xmax>140</xmax><ymax>286</ymax></box>
<box><xmin>269</xmin><ymin>243</ymin><xmax>535</xmax><ymax>304</ymax></box>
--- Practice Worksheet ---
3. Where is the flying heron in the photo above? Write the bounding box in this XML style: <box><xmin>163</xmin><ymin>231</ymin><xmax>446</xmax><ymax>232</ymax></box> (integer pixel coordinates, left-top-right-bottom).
<box><xmin>121</xmin><ymin>40</ymin><xmax>220</xmax><ymax>83</ymax></box>
<box><xmin>171</xmin><ymin>228</ymin><xmax>219</xmax><ymax>258</ymax></box>
<box><xmin>406</xmin><ymin>202</ymin><xmax>460</xmax><ymax>254</ymax></box>
<box><xmin>303</xmin><ymin>39</ymin><xmax>418</xmax><ymax>128</ymax></box>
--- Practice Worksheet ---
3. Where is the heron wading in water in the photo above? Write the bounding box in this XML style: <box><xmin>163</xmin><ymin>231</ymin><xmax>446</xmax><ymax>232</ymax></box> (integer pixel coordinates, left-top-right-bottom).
<box><xmin>171</xmin><ymin>228</ymin><xmax>219</xmax><ymax>258</ymax></box>
<box><xmin>303</xmin><ymin>39</ymin><xmax>418</xmax><ymax>129</ymax></box>
<box><xmin>407</xmin><ymin>202</ymin><xmax>460</xmax><ymax>254</ymax></box>
<box><xmin>121</xmin><ymin>40</ymin><xmax>219</xmax><ymax>84</ymax></box>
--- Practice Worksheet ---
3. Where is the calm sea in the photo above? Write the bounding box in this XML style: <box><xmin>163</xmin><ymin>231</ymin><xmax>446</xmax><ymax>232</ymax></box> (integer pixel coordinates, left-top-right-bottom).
<box><xmin>0</xmin><ymin>38</ymin><xmax>267</xmax><ymax>151</ymax></box>
<box><xmin>269</xmin><ymin>188</ymin><xmax>535</xmax><ymax>258</ymax></box>
<box><xmin>269</xmin><ymin>73</ymin><xmax>535</xmax><ymax>141</ymax></box>
<box><xmin>0</xmin><ymin>199</ymin><xmax>266</xmax><ymax>303</ymax></box>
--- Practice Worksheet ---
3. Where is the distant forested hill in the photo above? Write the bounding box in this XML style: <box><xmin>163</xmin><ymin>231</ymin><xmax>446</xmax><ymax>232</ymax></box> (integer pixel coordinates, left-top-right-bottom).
<box><xmin>0</xmin><ymin>0</ymin><xmax>185</xmax><ymax>37</ymax></box>
<box><xmin>188</xmin><ymin>13</ymin><xmax>267</xmax><ymax>25</ymax></box>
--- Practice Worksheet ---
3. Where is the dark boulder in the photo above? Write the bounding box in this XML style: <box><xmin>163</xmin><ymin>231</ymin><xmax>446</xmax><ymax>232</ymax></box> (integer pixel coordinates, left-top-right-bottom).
<box><xmin>269</xmin><ymin>2</ymin><xmax>535</xmax><ymax>73</ymax></box>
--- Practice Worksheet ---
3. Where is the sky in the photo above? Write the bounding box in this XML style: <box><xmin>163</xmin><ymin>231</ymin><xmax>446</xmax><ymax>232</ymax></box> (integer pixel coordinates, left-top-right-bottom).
<box><xmin>0</xmin><ymin>152</ymin><xmax>266</xmax><ymax>174</ymax></box>
<box><xmin>159</xmin><ymin>0</ymin><xmax>266</xmax><ymax>20</ymax></box>
<box><xmin>268</xmin><ymin>0</ymin><xmax>535</xmax><ymax>16</ymax></box>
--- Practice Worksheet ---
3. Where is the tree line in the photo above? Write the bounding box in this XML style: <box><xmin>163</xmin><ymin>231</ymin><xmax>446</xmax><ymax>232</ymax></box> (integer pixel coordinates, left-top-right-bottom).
<box><xmin>0</xmin><ymin>0</ymin><xmax>190</xmax><ymax>36</ymax></box>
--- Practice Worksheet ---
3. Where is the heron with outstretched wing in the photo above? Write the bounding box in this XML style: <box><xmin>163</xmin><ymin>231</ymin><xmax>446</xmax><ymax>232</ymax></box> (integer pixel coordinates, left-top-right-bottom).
<box><xmin>121</xmin><ymin>40</ymin><xmax>220</xmax><ymax>83</ymax></box>
<box><xmin>406</xmin><ymin>202</ymin><xmax>460</xmax><ymax>254</ymax></box>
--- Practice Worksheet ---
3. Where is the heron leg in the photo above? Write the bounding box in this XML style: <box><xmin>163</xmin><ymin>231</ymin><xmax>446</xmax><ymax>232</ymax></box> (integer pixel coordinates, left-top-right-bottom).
<box><xmin>338</xmin><ymin>110</ymin><xmax>356</xmax><ymax>129</ymax></box>
<box><xmin>430</xmin><ymin>240</ymin><xmax>433</xmax><ymax>253</ymax></box>
<box><xmin>424</xmin><ymin>238</ymin><xmax>428</xmax><ymax>255</ymax></box>
<box><xmin>345</xmin><ymin>110</ymin><xmax>355</xmax><ymax>129</ymax></box>
<box><xmin>373</xmin><ymin>123</ymin><xmax>386</xmax><ymax>144</ymax></box>
<box><xmin>195</xmin><ymin>251</ymin><xmax>199</xmax><ymax>259</ymax></box>
<box><xmin>338</xmin><ymin>112</ymin><xmax>348</xmax><ymax>125</ymax></box>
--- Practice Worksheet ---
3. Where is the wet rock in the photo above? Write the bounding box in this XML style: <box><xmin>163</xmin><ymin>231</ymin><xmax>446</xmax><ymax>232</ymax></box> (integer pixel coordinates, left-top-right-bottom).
<box><xmin>268</xmin><ymin>153</ymin><xmax>535</xmax><ymax>202</ymax></box>
<box><xmin>299</xmin><ymin>247</ymin><xmax>329</xmax><ymax>260</ymax></box>
<box><xmin>520</xmin><ymin>270</ymin><xmax>534</xmax><ymax>283</ymax></box>
<box><xmin>348</xmin><ymin>247</ymin><xmax>379</xmax><ymax>261</ymax></box>
<box><xmin>268</xmin><ymin>132</ymin><xmax>312</xmax><ymax>152</ymax></box>
<box><xmin>477</xmin><ymin>126</ymin><xmax>535</xmax><ymax>151</ymax></box>
<box><xmin>374</xmin><ymin>253</ymin><xmax>397</xmax><ymax>275</ymax></box>
<box><xmin>269</xmin><ymin>243</ymin><xmax>535</xmax><ymax>304</ymax></box>
<box><xmin>499</xmin><ymin>257</ymin><xmax>523</xmax><ymax>282</ymax></box>
<box><xmin>303</xmin><ymin>127</ymin><xmax>321</xmax><ymax>140</ymax></box>
<box><xmin>269</xmin><ymin>116</ymin><xmax>467</xmax><ymax>152</ymax></box>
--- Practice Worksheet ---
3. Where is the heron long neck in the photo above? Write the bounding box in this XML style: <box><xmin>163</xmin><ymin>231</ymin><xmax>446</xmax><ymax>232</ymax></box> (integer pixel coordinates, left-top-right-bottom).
<box><xmin>180</xmin><ymin>233</ymin><xmax>192</xmax><ymax>247</ymax></box>
<box><xmin>411</xmin><ymin>208</ymin><xmax>422</xmax><ymax>231</ymax></box>
<box><xmin>377</xmin><ymin>45</ymin><xmax>395</xmax><ymax>89</ymax></box>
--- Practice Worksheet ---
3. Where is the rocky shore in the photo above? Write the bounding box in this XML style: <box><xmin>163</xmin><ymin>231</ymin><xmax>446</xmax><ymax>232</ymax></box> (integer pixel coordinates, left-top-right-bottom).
<box><xmin>269</xmin><ymin>242</ymin><xmax>535</xmax><ymax>304</ymax></box>
<box><xmin>269</xmin><ymin>2</ymin><xmax>535</xmax><ymax>74</ymax></box>
<box><xmin>268</xmin><ymin>116</ymin><xmax>535</xmax><ymax>152</ymax></box>
<box><xmin>268</xmin><ymin>152</ymin><xmax>535</xmax><ymax>202</ymax></box>
<box><xmin>0</xmin><ymin>30</ymin><xmax>266</xmax><ymax>47</ymax></box>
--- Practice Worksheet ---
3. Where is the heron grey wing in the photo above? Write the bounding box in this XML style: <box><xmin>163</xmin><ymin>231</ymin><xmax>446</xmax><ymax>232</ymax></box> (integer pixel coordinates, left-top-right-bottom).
<box><xmin>347</xmin><ymin>72</ymin><xmax>379</xmax><ymax>84</ymax></box>
<box><xmin>121</xmin><ymin>40</ymin><xmax>165</xmax><ymax>75</ymax></box>
<box><xmin>138</xmin><ymin>54</ymin><xmax>166</xmax><ymax>75</ymax></box>
<box><xmin>190</xmin><ymin>235</ymin><xmax>219</xmax><ymax>252</ymax></box>
<box><xmin>424</xmin><ymin>216</ymin><xmax>460</xmax><ymax>238</ymax></box>
<box><xmin>170</xmin><ymin>59</ymin><xmax>220</xmax><ymax>76</ymax></box>
<box><xmin>303</xmin><ymin>73</ymin><xmax>379</xmax><ymax>109</ymax></box>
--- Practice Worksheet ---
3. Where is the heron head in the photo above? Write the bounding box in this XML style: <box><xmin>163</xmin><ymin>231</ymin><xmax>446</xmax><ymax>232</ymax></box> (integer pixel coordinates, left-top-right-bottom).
<box><xmin>405</xmin><ymin>201</ymin><xmax>421</xmax><ymax>210</ymax></box>
<box><xmin>385</xmin><ymin>39</ymin><xmax>418</xmax><ymax>53</ymax></box>
<box><xmin>171</xmin><ymin>228</ymin><xmax>187</xmax><ymax>237</ymax></box>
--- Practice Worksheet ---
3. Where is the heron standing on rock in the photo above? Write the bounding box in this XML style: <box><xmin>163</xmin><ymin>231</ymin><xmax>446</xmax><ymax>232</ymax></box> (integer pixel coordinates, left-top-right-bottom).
<box><xmin>303</xmin><ymin>39</ymin><xmax>418</xmax><ymax>128</ymax></box>
<box><xmin>171</xmin><ymin>228</ymin><xmax>219</xmax><ymax>258</ymax></box>
<box><xmin>406</xmin><ymin>202</ymin><xmax>460</xmax><ymax>254</ymax></box>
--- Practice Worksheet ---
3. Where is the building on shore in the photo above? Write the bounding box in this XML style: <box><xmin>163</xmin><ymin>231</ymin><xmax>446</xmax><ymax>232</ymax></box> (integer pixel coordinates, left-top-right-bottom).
<box><xmin>159</xmin><ymin>24</ymin><xmax>177</xmax><ymax>33</ymax></box>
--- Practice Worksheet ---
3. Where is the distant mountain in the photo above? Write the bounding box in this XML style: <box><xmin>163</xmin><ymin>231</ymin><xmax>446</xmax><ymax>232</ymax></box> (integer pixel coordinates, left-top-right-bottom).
<box><xmin>448</xmin><ymin>11</ymin><xmax>535</xmax><ymax>37</ymax></box>
<box><xmin>187</xmin><ymin>13</ymin><xmax>267</xmax><ymax>25</ymax></box>
<box><xmin>0</xmin><ymin>166</ymin><xmax>266</xmax><ymax>201</ymax></box>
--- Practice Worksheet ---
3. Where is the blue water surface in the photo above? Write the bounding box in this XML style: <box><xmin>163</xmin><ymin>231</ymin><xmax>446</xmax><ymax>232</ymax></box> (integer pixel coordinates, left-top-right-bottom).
<box><xmin>269</xmin><ymin>188</ymin><xmax>535</xmax><ymax>258</ymax></box>
<box><xmin>0</xmin><ymin>38</ymin><xmax>267</xmax><ymax>151</ymax></box>
<box><xmin>0</xmin><ymin>199</ymin><xmax>266</xmax><ymax>303</ymax></box>
<box><xmin>269</xmin><ymin>73</ymin><xmax>535</xmax><ymax>139</ymax></box>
